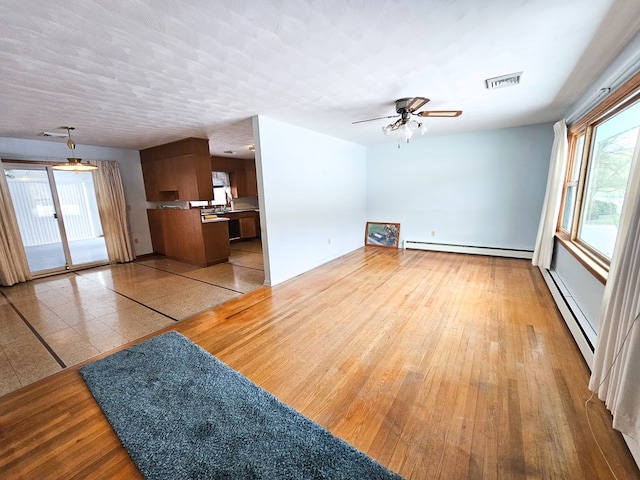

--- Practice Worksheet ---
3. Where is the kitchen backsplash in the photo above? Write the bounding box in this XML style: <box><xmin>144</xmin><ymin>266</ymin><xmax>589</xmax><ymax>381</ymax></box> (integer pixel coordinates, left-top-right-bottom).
<box><xmin>230</xmin><ymin>196</ymin><xmax>259</xmax><ymax>210</ymax></box>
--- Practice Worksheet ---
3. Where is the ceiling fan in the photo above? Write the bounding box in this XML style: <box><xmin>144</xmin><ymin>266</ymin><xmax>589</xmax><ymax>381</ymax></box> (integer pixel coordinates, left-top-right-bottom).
<box><xmin>353</xmin><ymin>97</ymin><xmax>462</xmax><ymax>142</ymax></box>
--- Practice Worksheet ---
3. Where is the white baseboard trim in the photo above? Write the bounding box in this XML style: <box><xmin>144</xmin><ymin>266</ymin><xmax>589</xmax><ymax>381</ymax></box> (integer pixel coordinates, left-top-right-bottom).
<box><xmin>403</xmin><ymin>240</ymin><xmax>533</xmax><ymax>259</ymax></box>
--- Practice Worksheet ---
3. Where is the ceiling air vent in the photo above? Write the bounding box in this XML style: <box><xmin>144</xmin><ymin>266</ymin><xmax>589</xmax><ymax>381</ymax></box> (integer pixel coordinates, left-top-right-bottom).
<box><xmin>485</xmin><ymin>72</ymin><xmax>523</xmax><ymax>90</ymax></box>
<box><xmin>39</xmin><ymin>131</ymin><xmax>68</xmax><ymax>138</ymax></box>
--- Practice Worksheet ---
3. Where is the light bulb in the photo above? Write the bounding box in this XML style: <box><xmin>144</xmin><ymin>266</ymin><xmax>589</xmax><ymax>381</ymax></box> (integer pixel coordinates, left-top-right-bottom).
<box><xmin>398</xmin><ymin>124</ymin><xmax>413</xmax><ymax>142</ymax></box>
<box><xmin>382</xmin><ymin>125</ymin><xmax>392</xmax><ymax>135</ymax></box>
<box><xmin>419</xmin><ymin>123</ymin><xmax>428</xmax><ymax>135</ymax></box>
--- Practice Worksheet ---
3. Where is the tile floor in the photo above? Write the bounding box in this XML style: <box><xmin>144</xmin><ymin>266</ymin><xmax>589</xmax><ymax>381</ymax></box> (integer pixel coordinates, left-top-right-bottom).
<box><xmin>0</xmin><ymin>239</ymin><xmax>264</xmax><ymax>397</ymax></box>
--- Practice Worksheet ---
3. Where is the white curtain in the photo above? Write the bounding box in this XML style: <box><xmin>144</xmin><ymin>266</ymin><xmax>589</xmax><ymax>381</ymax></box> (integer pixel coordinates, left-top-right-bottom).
<box><xmin>0</xmin><ymin>161</ymin><xmax>32</xmax><ymax>286</ymax></box>
<box><xmin>93</xmin><ymin>160</ymin><xmax>136</xmax><ymax>263</ymax></box>
<box><xmin>532</xmin><ymin>120</ymin><xmax>568</xmax><ymax>269</ymax></box>
<box><xmin>589</xmin><ymin>132</ymin><xmax>640</xmax><ymax>441</ymax></box>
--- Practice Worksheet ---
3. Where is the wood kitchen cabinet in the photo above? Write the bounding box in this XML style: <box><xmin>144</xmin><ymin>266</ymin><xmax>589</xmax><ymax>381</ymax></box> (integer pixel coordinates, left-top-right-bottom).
<box><xmin>239</xmin><ymin>216</ymin><xmax>258</xmax><ymax>238</ymax></box>
<box><xmin>225</xmin><ymin>211</ymin><xmax>259</xmax><ymax>240</ymax></box>
<box><xmin>155</xmin><ymin>158</ymin><xmax>178</xmax><ymax>192</ymax></box>
<box><xmin>146</xmin><ymin>209</ymin><xmax>166</xmax><ymax>254</ymax></box>
<box><xmin>140</xmin><ymin>138</ymin><xmax>213</xmax><ymax>201</ymax></box>
<box><xmin>211</xmin><ymin>156</ymin><xmax>258</xmax><ymax>199</ymax></box>
<box><xmin>146</xmin><ymin>208</ymin><xmax>230</xmax><ymax>267</ymax></box>
<box><xmin>141</xmin><ymin>162</ymin><xmax>161</xmax><ymax>202</ymax></box>
<box><xmin>244</xmin><ymin>160</ymin><xmax>258</xmax><ymax>197</ymax></box>
<box><xmin>178</xmin><ymin>154</ymin><xmax>214</xmax><ymax>201</ymax></box>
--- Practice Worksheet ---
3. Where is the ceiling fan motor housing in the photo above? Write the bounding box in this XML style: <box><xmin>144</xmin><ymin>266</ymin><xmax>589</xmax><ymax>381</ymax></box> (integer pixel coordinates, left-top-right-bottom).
<box><xmin>395</xmin><ymin>98</ymin><xmax>413</xmax><ymax>113</ymax></box>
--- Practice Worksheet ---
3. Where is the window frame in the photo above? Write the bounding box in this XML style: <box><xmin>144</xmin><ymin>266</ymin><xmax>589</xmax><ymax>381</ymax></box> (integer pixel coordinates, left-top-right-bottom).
<box><xmin>557</xmin><ymin>70</ymin><xmax>640</xmax><ymax>284</ymax></box>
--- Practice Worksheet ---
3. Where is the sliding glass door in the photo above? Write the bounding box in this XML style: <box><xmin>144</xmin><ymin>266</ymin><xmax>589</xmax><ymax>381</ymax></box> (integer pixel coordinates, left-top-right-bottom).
<box><xmin>5</xmin><ymin>167</ymin><xmax>66</xmax><ymax>273</ymax></box>
<box><xmin>4</xmin><ymin>164</ymin><xmax>108</xmax><ymax>275</ymax></box>
<box><xmin>53</xmin><ymin>169</ymin><xmax>108</xmax><ymax>267</ymax></box>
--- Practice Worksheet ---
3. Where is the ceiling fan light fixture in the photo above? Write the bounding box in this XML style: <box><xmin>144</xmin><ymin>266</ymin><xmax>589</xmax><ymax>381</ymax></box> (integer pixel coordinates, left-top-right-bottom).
<box><xmin>356</xmin><ymin>96</ymin><xmax>462</xmax><ymax>144</ymax></box>
<box><xmin>52</xmin><ymin>127</ymin><xmax>98</xmax><ymax>173</ymax></box>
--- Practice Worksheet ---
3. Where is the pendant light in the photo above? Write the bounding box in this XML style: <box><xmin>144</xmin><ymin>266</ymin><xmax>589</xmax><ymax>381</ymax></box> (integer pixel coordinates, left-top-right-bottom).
<box><xmin>52</xmin><ymin>127</ymin><xmax>98</xmax><ymax>172</ymax></box>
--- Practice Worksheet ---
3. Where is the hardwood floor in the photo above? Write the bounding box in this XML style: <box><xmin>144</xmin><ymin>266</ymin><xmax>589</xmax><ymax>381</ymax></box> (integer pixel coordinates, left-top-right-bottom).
<box><xmin>0</xmin><ymin>247</ymin><xmax>637</xmax><ymax>479</ymax></box>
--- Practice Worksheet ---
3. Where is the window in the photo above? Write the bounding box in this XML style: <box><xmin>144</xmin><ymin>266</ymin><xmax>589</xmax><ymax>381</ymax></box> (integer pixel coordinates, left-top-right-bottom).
<box><xmin>559</xmin><ymin>72</ymin><xmax>640</xmax><ymax>277</ymax></box>
<box><xmin>578</xmin><ymin>102</ymin><xmax>639</xmax><ymax>257</ymax></box>
<box><xmin>212</xmin><ymin>171</ymin><xmax>231</xmax><ymax>206</ymax></box>
<box><xmin>561</xmin><ymin>135</ymin><xmax>584</xmax><ymax>232</ymax></box>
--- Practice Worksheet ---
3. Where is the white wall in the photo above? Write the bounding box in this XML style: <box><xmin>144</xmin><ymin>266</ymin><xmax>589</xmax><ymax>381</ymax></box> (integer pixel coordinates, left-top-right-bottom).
<box><xmin>366</xmin><ymin>123</ymin><xmax>553</xmax><ymax>251</ymax></box>
<box><xmin>0</xmin><ymin>137</ymin><xmax>152</xmax><ymax>256</ymax></box>
<box><xmin>253</xmin><ymin>116</ymin><xmax>367</xmax><ymax>286</ymax></box>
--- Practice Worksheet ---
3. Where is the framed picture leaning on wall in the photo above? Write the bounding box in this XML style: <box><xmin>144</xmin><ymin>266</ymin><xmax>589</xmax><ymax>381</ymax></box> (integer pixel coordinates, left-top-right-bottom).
<box><xmin>365</xmin><ymin>222</ymin><xmax>400</xmax><ymax>248</ymax></box>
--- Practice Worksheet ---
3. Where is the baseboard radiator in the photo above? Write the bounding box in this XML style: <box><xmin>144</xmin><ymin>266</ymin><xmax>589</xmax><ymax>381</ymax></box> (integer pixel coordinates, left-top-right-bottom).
<box><xmin>403</xmin><ymin>240</ymin><xmax>533</xmax><ymax>259</ymax></box>
<box><xmin>539</xmin><ymin>267</ymin><xmax>640</xmax><ymax>469</ymax></box>
<box><xmin>538</xmin><ymin>267</ymin><xmax>594</xmax><ymax>369</ymax></box>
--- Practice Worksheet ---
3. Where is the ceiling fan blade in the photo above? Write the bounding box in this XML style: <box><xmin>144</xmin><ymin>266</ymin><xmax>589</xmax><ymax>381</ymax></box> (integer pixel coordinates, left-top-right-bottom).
<box><xmin>406</xmin><ymin>97</ymin><xmax>430</xmax><ymax>112</ymax></box>
<box><xmin>416</xmin><ymin>110</ymin><xmax>463</xmax><ymax>117</ymax></box>
<box><xmin>352</xmin><ymin>114</ymin><xmax>399</xmax><ymax>124</ymax></box>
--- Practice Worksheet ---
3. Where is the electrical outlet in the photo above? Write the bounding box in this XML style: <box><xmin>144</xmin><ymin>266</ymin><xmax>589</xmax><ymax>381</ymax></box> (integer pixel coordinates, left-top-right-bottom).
<box><xmin>328</xmin><ymin>238</ymin><xmax>331</xmax><ymax>245</ymax></box>
<box><xmin>431</xmin><ymin>230</ymin><xmax>436</xmax><ymax>236</ymax></box>
<box><xmin>134</xmin><ymin>237</ymin><xmax>139</xmax><ymax>244</ymax></box>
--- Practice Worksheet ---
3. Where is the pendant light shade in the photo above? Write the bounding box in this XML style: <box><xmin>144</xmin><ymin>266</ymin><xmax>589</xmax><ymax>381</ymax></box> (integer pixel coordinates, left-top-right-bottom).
<box><xmin>52</xmin><ymin>127</ymin><xmax>98</xmax><ymax>172</ymax></box>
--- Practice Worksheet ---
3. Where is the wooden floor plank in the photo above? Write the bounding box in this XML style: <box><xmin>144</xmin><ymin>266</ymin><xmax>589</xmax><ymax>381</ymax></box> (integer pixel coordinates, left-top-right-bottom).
<box><xmin>0</xmin><ymin>248</ymin><xmax>638</xmax><ymax>479</ymax></box>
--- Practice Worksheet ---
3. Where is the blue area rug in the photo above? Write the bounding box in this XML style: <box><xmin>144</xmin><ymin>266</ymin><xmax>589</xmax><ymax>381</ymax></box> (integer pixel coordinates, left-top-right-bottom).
<box><xmin>80</xmin><ymin>331</ymin><xmax>403</xmax><ymax>479</ymax></box>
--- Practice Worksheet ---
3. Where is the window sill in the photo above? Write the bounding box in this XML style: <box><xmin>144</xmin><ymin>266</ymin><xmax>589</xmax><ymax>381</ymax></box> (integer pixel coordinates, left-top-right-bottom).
<box><xmin>555</xmin><ymin>232</ymin><xmax>607</xmax><ymax>285</ymax></box>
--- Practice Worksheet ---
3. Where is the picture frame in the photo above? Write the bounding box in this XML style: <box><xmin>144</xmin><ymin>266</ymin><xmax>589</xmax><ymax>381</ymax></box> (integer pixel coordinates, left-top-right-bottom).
<box><xmin>365</xmin><ymin>222</ymin><xmax>400</xmax><ymax>248</ymax></box>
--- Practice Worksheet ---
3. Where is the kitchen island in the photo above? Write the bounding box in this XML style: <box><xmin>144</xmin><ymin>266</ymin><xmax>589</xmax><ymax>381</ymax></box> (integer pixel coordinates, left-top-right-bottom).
<box><xmin>147</xmin><ymin>208</ymin><xmax>230</xmax><ymax>267</ymax></box>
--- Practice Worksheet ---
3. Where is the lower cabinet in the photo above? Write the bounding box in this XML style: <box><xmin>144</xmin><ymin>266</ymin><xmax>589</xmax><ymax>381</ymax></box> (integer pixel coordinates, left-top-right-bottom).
<box><xmin>239</xmin><ymin>217</ymin><xmax>258</xmax><ymax>239</ymax></box>
<box><xmin>226</xmin><ymin>211</ymin><xmax>259</xmax><ymax>240</ymax></box>
<box><xmin>146</xmin><ymin>209</ymin><xmax>230</xmax><ymax>267</ymax></box>
<box><xmin>202</xmin><ymin>221</ymin><xmax>231</xmax><ymax>265</ymax></box>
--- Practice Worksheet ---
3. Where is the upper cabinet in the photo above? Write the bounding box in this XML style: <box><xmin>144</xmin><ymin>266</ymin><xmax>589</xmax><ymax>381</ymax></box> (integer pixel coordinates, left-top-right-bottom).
<box><xmin>140</xmin><ymin>138</ymin><xmax>213</xmax><ymax>201</ymax></box>
<box><xmin>211</xmin><ymin>156</ymin><xmax>258</xmax><ymax>198</ymax></box>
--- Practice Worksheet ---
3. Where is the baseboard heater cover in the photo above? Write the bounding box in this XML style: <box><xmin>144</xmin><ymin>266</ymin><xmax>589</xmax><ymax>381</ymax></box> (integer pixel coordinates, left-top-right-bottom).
<box><xmin>403</xmin><ymin>240</ymin><xmax>533</xmax><ymax>259</ymax></box>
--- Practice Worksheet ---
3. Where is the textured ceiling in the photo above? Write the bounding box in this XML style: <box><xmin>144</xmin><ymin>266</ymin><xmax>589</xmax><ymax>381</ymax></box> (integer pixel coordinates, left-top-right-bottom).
<box><xmin>1</xmin><ymin>0</ymin><xmax>640</xmax><ymax>160</ymax></box>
